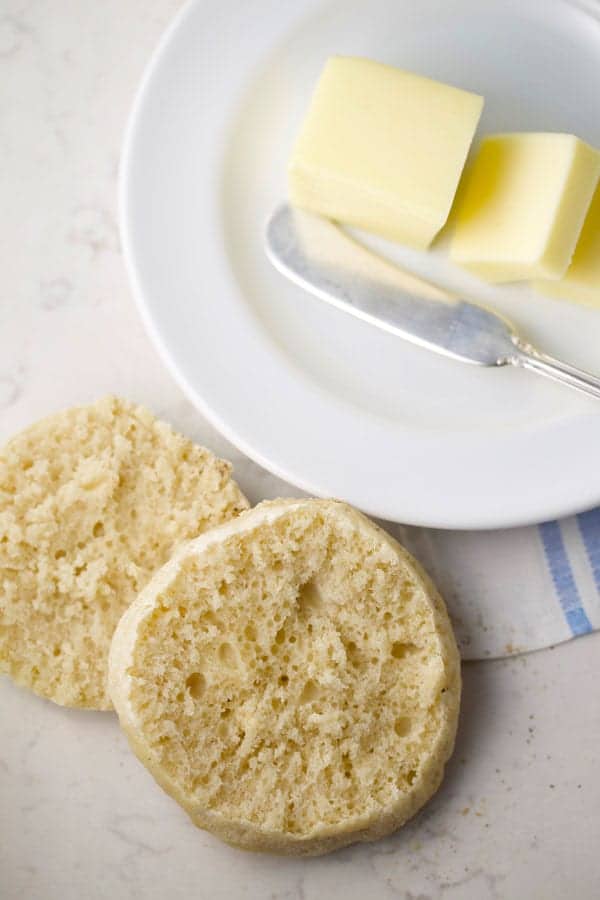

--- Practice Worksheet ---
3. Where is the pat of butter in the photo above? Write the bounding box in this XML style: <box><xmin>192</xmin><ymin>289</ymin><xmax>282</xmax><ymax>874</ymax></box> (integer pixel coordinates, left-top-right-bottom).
<box><xmin>533</xmin><ymin>185</ymin><xmax>600</xmax><ymax>307</ymax></box>
<box><xmin>288</xmin><ymin>57</ymin><xmax>483</xmax><ymax>249</ymax></box>
<box><xmin>450</xmin><ymin>133</ymin><xmax>600</xmax><ymax>282</ymax></box>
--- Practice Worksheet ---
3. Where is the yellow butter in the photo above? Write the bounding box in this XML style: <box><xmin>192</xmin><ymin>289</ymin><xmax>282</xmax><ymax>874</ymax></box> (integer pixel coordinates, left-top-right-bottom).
<box><xmin>533</xmin><ymin>184</ymin><xmax>600</xmax><ymax>307</ymax></box>
<box><xmin>288</xmin><ymin>57</ymin><xmax>483</xmax><ymax>249</ymax></box>
<box><xmin>450</xmin><ymin>133</ymin><xmax>600</xmax><ymax>282</ymax></box>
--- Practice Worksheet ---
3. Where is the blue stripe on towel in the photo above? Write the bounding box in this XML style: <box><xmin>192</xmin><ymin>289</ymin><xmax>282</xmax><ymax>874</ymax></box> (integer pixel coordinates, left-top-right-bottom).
<box><xmin>538</xmin><ymin>520</ymin><xmax>592</xmax><ymax>636</ymax></box>
<box><xmin>577</xmin><ymin>507</ymin><xmax>600</xmax><ymax>596</ymax></box>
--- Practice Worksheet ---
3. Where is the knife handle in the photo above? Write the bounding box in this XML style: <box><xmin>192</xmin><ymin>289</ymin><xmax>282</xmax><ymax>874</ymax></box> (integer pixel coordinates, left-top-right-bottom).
<box><xmin>512</xmin><ymin>339</ymin><xmax>600</xmax><ymax>400</ymax></box>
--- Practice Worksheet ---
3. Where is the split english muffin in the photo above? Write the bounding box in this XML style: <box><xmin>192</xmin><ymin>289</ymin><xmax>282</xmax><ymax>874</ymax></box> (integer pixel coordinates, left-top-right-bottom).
<box><xmin>0</xmin><ymin>396</ymin><xmax>248</xmax><ymax>709</ymax></box>
<box><xmin>109</xmin><ymin>498</ymin><xmax>460</xmax><ymax>855</ymax></box>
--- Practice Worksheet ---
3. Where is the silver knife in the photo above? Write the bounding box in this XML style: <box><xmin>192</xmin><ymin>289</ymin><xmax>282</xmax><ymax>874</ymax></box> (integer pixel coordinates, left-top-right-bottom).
<box><xmin>265</xmin><ymin>204</ymin><xmax>600</xmax><ymax>400</ymax></box>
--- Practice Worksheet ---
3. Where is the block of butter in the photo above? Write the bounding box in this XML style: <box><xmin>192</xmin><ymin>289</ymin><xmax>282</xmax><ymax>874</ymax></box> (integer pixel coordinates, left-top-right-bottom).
<box><xmin>533</xmin><ymin>184</ymin><xmax>600</xmax><ymax>307</ymax></box>
<box><xmin>450</xmin><ymin>133</ymin><xmax>600</xmax><ymax>282</ymax></box>
<box><xmin>288</xmin><ymin>57</ymin><xmax>483</xmax><ymax>249</ymax></box>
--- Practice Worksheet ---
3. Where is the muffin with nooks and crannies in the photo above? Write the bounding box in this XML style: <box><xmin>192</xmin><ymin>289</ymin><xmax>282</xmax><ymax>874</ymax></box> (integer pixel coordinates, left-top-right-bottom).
<box><xmin>109</xmin><ymin>498</ymin><xmax>460</xmax><ymax>856</ymax></box>
<box><xmin>0</xmin><ymin>396</ymin><xmax>248</xmax><ymax>710</ymax></box>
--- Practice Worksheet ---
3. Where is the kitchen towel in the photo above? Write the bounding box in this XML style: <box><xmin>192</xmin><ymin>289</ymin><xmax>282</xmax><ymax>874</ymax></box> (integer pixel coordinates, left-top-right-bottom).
<box><xmin>386</xmin><ymin>508</ymin><xmax>600</xmax><ymax>659</ymax></box>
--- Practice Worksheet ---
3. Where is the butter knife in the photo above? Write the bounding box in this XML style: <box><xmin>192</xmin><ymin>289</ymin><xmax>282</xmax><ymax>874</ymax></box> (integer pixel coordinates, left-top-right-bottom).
<box><xmin>265</xmin><ymin>204</ymin><xmax>600</xmax><ymax>400</ymax></box>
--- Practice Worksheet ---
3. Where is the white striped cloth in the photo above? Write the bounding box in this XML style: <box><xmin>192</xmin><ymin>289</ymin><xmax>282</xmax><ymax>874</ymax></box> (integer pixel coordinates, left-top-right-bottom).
<box><xmin>385</xmin><ymin>508</ymin><xmax>600</xmax><ymax>659</ymax></box>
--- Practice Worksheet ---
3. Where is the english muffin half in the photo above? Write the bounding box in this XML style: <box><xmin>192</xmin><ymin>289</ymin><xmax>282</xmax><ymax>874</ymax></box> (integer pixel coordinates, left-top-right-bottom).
<box><xmin>0</xmin><ymin>396</ymin><xmax>248</xmax><ymax>709</ymax></box>
<box><xmin>109</xmin><ymin>499</ymin><xmax>460</xmax><ymax>855</ymax></box>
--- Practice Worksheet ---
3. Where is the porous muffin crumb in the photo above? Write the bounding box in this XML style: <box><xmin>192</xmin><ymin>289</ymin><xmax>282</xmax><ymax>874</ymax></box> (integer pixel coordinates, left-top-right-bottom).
<box><xmin>109</xmin><ymin>499</ymin><xmax>460</xmax><ymax>855</ymax></box>
<box><xmin>0</xmin><ymin>396</ymin><xmax>248</xmax><ymax>709</ymax></box>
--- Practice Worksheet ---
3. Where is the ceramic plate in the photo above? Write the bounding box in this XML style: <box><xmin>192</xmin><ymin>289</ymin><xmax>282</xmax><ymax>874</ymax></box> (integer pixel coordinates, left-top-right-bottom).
<box><xmin>120</xmin><ymin>0</ymin><xmax>600</xmax><ymax>528</ymax></box>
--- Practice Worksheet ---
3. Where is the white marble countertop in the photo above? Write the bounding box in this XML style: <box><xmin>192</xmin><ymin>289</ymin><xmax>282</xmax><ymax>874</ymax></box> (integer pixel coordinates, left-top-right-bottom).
<box><xmin>1</xmin><ymin>2</ymin><xmax>599</xmax><ymax>897</ymax></box>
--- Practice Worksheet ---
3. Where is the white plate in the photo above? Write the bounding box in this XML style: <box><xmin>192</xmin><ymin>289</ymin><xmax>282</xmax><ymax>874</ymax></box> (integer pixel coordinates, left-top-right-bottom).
<box><xmin>121</xmin><ymin>0</ymin><xmax>600</xmax><ymax>529</ymax></box>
